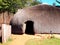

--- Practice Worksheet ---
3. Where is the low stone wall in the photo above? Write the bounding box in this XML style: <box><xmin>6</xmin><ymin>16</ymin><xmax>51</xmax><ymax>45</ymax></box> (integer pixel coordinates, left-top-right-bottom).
<box><xmin>2</xmin><ymin>24</ymin><xmax>11</xmax><ymax>43</ymax></box>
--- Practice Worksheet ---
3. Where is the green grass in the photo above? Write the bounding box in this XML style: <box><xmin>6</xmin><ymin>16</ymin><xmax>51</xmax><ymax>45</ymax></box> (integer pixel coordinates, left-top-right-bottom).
<box><xmin>0</xmin><ymin>38</ymin><xmax>12</xmax><ymax>45</ymax></box>
<box><xmin>25</xmin><ymin>38</ymin><xmax>60</xmax><ymax>45</ymax></box>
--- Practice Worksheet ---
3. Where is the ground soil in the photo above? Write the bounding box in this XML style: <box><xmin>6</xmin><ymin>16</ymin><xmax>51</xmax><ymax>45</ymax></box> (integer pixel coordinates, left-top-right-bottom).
<box><xmin>9</xmin><ymin>34</ymin><xmax>41</xmax><ymax>45</ymax></box>
<box><xmin>8</xmin><ymin>34</ymin><xmax>60</xmax><ymax>45</ymax></box>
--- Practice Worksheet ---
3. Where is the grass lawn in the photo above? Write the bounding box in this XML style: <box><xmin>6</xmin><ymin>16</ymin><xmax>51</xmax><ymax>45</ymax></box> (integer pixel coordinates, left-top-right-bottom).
<box><xmin>25</xmin><ymin>38</ymin><xmax>60</xmax><ymax>45</ymax></box>
<box><xmin>0</xmin><ymin>38</ymin><xmax>12</xmax><ymax>45</ymax></box>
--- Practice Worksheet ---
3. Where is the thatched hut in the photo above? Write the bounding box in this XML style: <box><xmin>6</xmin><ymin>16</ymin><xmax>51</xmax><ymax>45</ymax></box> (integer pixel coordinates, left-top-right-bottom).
<box><xmin>10</xmin><ymin>4</ymin><xmax>60</xmax><ymax>35</ymax></box>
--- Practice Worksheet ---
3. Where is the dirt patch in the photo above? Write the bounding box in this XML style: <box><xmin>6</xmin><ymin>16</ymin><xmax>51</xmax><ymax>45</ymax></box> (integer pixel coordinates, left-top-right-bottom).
<box><xmin>9</xmin><ymin>34</ymin><xmax>41</xmax><ymax>45</ymax></box>
<box><xmin>8</xmin><ymin>34</ymin><xmax>60</xmax><ymax>45</ymax></box>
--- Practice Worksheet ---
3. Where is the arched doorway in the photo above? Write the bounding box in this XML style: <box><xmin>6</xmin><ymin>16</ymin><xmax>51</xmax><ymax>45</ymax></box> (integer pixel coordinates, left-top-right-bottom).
<box><xmin>25</xmin><ymin>20</ymin><xmax>35</xmax><ymax>35</ymax></box>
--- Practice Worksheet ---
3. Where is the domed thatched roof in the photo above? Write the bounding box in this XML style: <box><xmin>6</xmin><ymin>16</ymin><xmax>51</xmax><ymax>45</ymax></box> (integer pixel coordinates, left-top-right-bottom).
<box><xmin>10</xmin><ymin>4</ymin><xmax>60</xmax><ymax>25</ymax></box>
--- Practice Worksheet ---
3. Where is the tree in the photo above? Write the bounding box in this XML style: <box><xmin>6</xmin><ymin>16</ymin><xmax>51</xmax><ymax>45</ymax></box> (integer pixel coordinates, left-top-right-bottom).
<box><xmin>30</xmin><ymin>0</ymin><xmax>42</xmax><ymax>6</ymax></box>
<box><xmin>24</xmin><ymin>0</ymin><xmax>41</xmax><ymax>7</ymax></box>
<box><xmin>0</xmin><ymin>0</ymin><xmax>21</xmax><ymax>13</ymax></box>
<box><xmin>56</xmin><ymin>0</ymin><xmax>60</xmax><ymax>4</ymax></box>
<box><xmin>0</xmin><ymin>0</ymin><xmax>41</xmax><ymax>13</ymax></box>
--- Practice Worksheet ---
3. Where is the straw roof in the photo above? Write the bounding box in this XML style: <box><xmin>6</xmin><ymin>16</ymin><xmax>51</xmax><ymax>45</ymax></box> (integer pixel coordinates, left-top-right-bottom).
<box><xmin>10</xmin><ymin>4</ymin><xmax>60</xmax><ymax>25</ymax></box>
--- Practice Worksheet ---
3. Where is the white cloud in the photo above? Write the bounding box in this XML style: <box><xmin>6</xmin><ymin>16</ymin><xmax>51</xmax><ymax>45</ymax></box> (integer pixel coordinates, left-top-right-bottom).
<box><xmin>42</xmin><ymin>3</ymin><xmax>49</xmax><ymax>5</ymax></box>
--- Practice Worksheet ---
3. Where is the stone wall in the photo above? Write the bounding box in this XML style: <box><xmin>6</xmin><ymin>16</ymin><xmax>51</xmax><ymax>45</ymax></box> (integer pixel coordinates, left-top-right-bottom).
<box><xmin>0</xmin><ymin>11</ymin><xmax>13</xmax><ymax>43</ymax></box>
<box><xmin>2</xmin><ymin>24</ymin><xmax>11</xmax><ymax>43</ymax></box>
<box><xmin>0</xmin><ymin>11</ymin><xmax>13</xmax><ymax>24</ymax></box>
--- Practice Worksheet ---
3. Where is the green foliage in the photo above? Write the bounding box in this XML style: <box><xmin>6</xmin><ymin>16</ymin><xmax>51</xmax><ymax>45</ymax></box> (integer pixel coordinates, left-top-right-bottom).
<box><xmin>56</xmin><ymin>0</ymin><xmax>60</xmax><ymax>4</ymax></box>
<box><xmin>30</xmin><ymin>0</ymin><xmax>41</xmax><ymax>6</ymax></box>
<box><xmin>0</xmin><ymin>0</ymin><xmax>19</xmax><ymax>13</ymax></box>
<box><xmin>0</xmin><ymin>0</ymin><xmax>41</xmax><ymax>13</ymax></box>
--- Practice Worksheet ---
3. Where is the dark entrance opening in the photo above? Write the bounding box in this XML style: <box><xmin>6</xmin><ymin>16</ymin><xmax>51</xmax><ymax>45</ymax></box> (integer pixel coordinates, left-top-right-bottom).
<box><xmin>25</xmin><ymin>20</ymin><xmax>35</xmax><ymax>35</ymax></box>
<box><xmin>0</xmin><ymin>27</ymin><xmax>2</xmax><ymax>43</ymax></box>
<box><xmin>11</xmin><ymin>24</ymin><xmax>23</xmax><ymax>35</ymax></box>
<box><xmin>10</xmin><ymin>21</ymin><xmax>23</xmax><ymax>35</ymax></box>
<box><xmin>0</xmin><ymin>37</ymin><xmax>2</xmax><ymax>43</ymax></box>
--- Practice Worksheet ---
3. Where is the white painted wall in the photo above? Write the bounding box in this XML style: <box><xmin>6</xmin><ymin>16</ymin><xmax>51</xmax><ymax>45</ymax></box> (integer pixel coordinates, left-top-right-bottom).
<box><xmin>2</xmin><ymin>24</ymin><xmax>11</xmax><ymax>43</ymax></box>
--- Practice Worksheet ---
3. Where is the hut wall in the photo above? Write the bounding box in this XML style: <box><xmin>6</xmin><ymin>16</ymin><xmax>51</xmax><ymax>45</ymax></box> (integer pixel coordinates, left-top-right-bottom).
<box><xmin>17</xmin><ymin>9</ymin><xmax>60</xmax><ymax>34</ymax></box>
<box><xmin>11</xmin><ymin>5</ymin><xmax>60</xmax><ymax>34</ymax></box>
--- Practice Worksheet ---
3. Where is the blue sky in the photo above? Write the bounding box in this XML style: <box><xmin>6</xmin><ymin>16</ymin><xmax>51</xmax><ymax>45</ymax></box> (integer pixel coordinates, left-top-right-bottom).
<box><xmin>38</xmin><ymin>0</ymin><xmax>60</xmax><ymax>6</ymax></box>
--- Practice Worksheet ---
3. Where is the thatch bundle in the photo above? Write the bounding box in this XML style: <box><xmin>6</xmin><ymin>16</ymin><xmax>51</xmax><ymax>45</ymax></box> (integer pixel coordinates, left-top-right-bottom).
<box><xmin>10</xmin><ymin>4</ymin><xmax>60</xmax><ymax>34</ymax></box>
